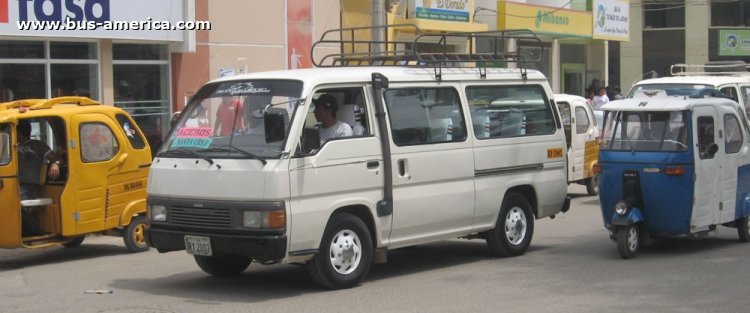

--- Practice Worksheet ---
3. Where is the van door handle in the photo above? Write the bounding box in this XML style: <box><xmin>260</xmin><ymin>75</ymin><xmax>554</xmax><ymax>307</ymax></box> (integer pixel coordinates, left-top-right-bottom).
<box><xmin>366</xmin><ymin>161</ymin><xmax>379</xmax><ymax>169</ymax></box>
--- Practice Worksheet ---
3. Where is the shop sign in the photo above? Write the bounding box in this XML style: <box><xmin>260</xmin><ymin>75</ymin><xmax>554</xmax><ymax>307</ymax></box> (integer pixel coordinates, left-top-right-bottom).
<box><xmin>411</xmin><ymin>0</ymin><xmax>471</xmax><ymax>22</ymax></box>
<box><xmin>0</xmin><ymin>0</ymin><xmax>187</xmax><ymax>41</ymax></box>
<box><xmin>719</xmin><ymin>30</ymin><xmax>750</xmax><ymax>56</ymax></box>
<box><xmin>592</xmin><ymin>0</ymin><xmax>629</xmax><ymax>41</ymax></box>
<box><xmin>497</xmin><ymin>2</ymin><xmax>591</xmax><ymax>38</ymax></box>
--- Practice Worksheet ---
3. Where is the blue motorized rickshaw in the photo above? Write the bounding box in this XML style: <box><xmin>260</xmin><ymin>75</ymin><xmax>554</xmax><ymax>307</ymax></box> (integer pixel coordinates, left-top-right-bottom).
<box><xmin>597</xmin><ymin>91</ymin><xmax>750</xmax><ymax>258</ymax></box>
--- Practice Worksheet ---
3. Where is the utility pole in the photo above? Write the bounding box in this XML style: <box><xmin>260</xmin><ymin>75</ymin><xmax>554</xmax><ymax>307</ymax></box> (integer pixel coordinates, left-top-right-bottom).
<box><xmin>372</xmin><ymin>0</ymin><xmax>385</xmax><ymax>53</ymax></box>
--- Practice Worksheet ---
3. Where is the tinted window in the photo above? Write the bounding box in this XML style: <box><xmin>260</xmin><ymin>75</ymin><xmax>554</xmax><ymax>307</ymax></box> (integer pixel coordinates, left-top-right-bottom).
<box><xmin>466</xmin><ymin>85</ymin><xmax>555</xmax><ymax>139</ymax></box>
<box><xmin>116</xmin><ymin>114</ymin><xmax>147</xmax><ymax>149</ymax></box>
<box><xmin>697</xmin><ymin>116</ymin><xmax>716</xmax><ymax>159</ymax></box>
<box><xmin>725</xmin><ymin>114</ymin><xmax>743</xmax><ymax>154</ymax></box>
<box><xmin>384</xmin><ymin>87</ymin><xmax>466</xmax><ymax>146</ymax></box>
<box><xmin>575</xmin><ymin>107</ymin><xmax>590</xmax><ymax>134</ymax></box>
<box><xmin>0</xmin><ymin>124</ymin><xmax>10</xmax><ymax>165</ymax></box>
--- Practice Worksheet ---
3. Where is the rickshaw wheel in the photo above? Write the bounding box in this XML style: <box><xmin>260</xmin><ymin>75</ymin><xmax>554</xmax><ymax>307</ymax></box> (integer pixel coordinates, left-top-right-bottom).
<box><xmin>62</xmin><ymin>236</ymin><xmax>85</xmax><ymax>248</ymax></box>
<box><xmin>616</xmin><ymin>225</ymin><xmax>640</xmax><ymax>259</ymax></box>
<box><xmin>738</xmin><ymin>217</ymin><xmax>750</xmax><ymax>242</ymax></box>
<box><xmin>586</xmin><ymin>173</ymin><xmax>599</xmax><ymax>196</ymax></box>
<box><xmin>124</xmin><ymin>215</ymin><xmax>150</xmax><ymax>253</ymax></box>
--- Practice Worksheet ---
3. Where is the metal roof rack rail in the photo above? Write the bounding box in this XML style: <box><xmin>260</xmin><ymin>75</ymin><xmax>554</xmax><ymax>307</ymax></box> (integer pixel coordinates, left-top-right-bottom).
<box><xmin>671</xmin><ymin>61</ymin><xmax>750</xmax><ymax>76</ymax></box>
<box><xmin>311</xmin><ymin>24</ymin><xmax>544</xmax><ymax>80</ymax></box>
<box><xmin>0</xmin><ymin>96</ymin><xmax>99</xmax><ymax>111</ymax></box>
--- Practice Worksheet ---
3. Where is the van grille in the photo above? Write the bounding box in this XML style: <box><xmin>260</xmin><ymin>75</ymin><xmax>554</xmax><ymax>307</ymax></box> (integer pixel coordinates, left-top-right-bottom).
<box><xmin>169</xmin><ymin>206</ymin><xmax>233</xmax><ymax>229</ymax></box>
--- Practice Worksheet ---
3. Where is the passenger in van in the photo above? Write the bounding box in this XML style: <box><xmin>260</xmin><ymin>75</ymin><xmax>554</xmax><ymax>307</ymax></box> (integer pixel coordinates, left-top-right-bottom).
<box><xmin>313</xmin><ymin>94</ymin><xmax>353</xmax><ymax>144</ymax></box>
<box><xmin>214</xmin><ymin>97</ymin><xmax>244</xmax><ymax>136</ymax></box>
<box><xmin>17</xmin><ymin>120</ymin><xmax>61</xmax><ymax>200</ymax></box>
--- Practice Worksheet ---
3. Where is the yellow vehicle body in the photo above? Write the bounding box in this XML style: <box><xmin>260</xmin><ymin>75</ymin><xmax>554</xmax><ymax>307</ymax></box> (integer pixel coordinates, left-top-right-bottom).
<box><xmin>0</xmin><ymin>97</ymin><xmax>151</xmax><ymax>251</ymax></box>
<box><xmin>554</xmin><ymin>94</ymin><xmax>601</xmax><ymax>196</ymax></box>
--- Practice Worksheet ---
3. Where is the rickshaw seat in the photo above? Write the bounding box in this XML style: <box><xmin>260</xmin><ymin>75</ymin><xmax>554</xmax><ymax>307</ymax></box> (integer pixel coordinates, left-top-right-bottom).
<box><xmin>20</xmin><ymin>198</ymin><xmax>53</xmax><ymax>208</ymax></box>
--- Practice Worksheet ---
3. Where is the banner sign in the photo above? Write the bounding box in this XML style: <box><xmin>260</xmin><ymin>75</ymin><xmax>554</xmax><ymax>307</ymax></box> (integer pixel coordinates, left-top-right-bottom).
<box><xmin>497</xmin><ymin>2</ymin><xmax>591</xmax><ymax>38</ymax></box>
<box><xmin>719</xmin><ymin>29</ymin><xmax>750</xmax><ymax>56</ymax></box>
<box><xmin>413</xmin><ymin>0</ymin><xmax>471</xmax><ymax>22</ymax></box>
<box><xmin>592</xmin><ymin>0</ymin><xmax>630</xmax><ymax>41</ymax></box>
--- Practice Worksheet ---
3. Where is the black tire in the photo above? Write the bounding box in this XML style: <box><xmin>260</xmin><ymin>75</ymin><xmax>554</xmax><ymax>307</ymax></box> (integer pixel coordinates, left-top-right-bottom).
<box><xmin>586</xmin><ymin>173</ymin><xmax>600</xmax><ymax>196</ymax></box>
<box><xmin>194</xmin><ymin>255</ymin><xmax>251</xmax><ymax>277</ymax></box>
<box><xmin>616</xmin><ymin>224</ymin><xmax>640</xmax><ymax>259</ymax></box>
<box><xmin>306</xmin><ymin>213</ymin><xmax>373</xmax><ymax>289</ymax></box>
<box><xmin>486</xmin><ymin>192</ymin><xmax>535</xmax><ymax>257</ymax></box>
<box><xmin>123</xmin><ymin>215</ymin><xmax>150</xmax><ymax>253</ymax></box>
<box><xmin>62</xmin><ymin>236</ymin><xmax>85</xmax><ymax>248</ymax></box>
<box><xmin>738</xmin><ymin>216</ymin><xmax>750</xmax><ymax>242</ymax></box>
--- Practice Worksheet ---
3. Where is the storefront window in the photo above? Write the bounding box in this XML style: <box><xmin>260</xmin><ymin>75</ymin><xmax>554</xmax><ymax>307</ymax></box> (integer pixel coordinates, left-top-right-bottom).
<box><xmin>711</xmin><ymin>1</ymin><xmax>750</xmax><ymax>26</ymax></box>
<box><xmin>643</xmin><ymin>30</ymin><xmax>685</xmax><ymax>77</ymax></box>
<box><xmin>0</xmin><ymin>40</ymin><xmax>98</xmax><ymax>102</ymax></box>
<box><xmin>113</xmin><ymin>43</ymin><xmax>170</xmax><ymax>154</ymax></box>
<box><xmin>644</xmin><ymin>1</ymin><xmax>685</xmax><ymax>28</ymax></box>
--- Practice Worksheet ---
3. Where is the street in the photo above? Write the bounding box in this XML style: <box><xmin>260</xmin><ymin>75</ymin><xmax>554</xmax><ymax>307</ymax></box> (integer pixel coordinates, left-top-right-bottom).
<box><xmin>1</xmin><ymin>184</ymin><xmax>748</xmax><ymax>313</ymax></box>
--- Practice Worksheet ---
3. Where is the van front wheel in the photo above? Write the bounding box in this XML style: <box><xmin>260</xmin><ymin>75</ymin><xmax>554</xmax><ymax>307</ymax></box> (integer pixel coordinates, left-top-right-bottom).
<box><xmin>306</xmin><ymin>213</ymin><xmax>373</xmax><ymax>289</ymax></box>
<box><xmin>738</xmin><ymin>216</ymin><xmax>750</xmax><ymax>242</ymax></box>
<box><xmin>486</xmin><ymin>192</ymin><xmax>534</xmax><ymax>257</ymax></box>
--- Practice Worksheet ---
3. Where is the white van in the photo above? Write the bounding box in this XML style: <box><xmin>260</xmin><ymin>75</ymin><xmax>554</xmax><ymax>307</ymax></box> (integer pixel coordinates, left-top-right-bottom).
<box><xmin>145</xmin><ymin>29</ymin><xmax>569</xmax><ymax>289</ymax></box>
<box><xmin>629</xmin><ymin>62</ymin><xmax>750</xmax><ymax>119</ymax></box>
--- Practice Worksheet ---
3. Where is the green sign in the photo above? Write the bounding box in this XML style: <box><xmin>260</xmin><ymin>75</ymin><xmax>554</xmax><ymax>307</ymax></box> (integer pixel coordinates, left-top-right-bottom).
<box><xmin>719</xmin><ymin>30</ymin><xmax>750</xmax><ymax>56</ymax></box>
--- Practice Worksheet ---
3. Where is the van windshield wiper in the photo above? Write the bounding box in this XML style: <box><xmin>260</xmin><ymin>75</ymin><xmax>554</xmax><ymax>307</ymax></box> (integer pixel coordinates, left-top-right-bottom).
<box><xmin>157</xmin><ymin>148</ymin><xmax>214</xmax><ymax>165</ymax></box>
<box><xmin>198</xmin><ymin>145</ymin><xmax>267</xmax><ymax>165</ymax></box>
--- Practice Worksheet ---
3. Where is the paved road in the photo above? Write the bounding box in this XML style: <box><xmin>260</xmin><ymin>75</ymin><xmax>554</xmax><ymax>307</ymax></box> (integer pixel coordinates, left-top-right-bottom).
<box><xmin>1</xmin><ymin>185</ymin><xmax>748</xmax><ymax>313</ymax></box>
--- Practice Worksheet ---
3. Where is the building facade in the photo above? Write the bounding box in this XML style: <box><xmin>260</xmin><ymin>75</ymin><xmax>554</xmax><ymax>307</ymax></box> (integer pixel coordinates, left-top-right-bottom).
<box><xmin>621</xmin><ymin>0</ymin><xmax>750</xmax><ymax>94</ymax></box>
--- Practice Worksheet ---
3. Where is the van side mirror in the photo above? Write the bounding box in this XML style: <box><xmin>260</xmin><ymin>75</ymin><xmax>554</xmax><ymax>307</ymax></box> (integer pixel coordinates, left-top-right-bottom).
<box><xmin>264</xmin><ymin>111</ymin><xmax>286</xmax><ymax>143</ymax></box>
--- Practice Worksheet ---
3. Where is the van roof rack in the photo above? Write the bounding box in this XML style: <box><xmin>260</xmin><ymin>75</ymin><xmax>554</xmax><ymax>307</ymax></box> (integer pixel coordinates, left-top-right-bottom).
<box><xmin>671</xmin><ymin>61</ymin><xmax>750</xmax><ymax>76</ymax></box>
<box><xmin>0</xmin><ymin>97</ymin><xmax>100</xmax><ymax>111</ymax></box>
<box><xmin>311</xmin><ymin>24</ymin><xmax>544</xmax><ymax>80</ymax></box>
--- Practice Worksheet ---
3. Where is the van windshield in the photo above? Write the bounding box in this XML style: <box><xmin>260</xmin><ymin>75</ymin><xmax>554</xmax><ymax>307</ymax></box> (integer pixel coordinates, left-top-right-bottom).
<box><xmin>601</xmin><ymin>110</ymin><xmax>689</xmax><ymax>152</ymax></box>
<box><xmin>159</xmin><ymin>80</ymin><xmax>303</xmax><ymax>160</ymax></box>
<box><xmin>628</xmin><ymin>84</ymin><xmax>717</xmax><ymax>98</ymax></box>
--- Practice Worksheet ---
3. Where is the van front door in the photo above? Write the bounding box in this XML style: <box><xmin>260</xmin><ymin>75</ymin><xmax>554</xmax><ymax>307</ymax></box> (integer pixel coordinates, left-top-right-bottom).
<box><xmin>692</xmin><ymin>107</ymin><xmax>722</xmax><ymax>229</ymax></box>
<box><xmin>383</xmin><ymin>86</ymin><xmax>475</xmax><ymax>246</ymax></box>
<box><xmin>68</xmin><ymin>114</ymin><xmax>124</xmax><ymax>235</ymax></box>
<box><xmin>0</xmin><ymin>123</ymin><xmax>21</xmax><ymax>247</ymax></box>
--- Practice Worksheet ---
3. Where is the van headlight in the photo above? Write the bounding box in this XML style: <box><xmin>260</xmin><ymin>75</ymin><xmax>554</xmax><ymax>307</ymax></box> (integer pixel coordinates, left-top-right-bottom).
<box><xmin>242</xmin><ymin>210</ymin><xmax>286</xmax><ymax>229</ymax></box>
<box><xmin>614</xmin><ymin>201</ymin><xmax>628</xmax><ymax>216</ymax></box>
<box><xmin>150</xmin><ymin>205</ymin><xmax>167</xmax><ymax>222</ymax></box>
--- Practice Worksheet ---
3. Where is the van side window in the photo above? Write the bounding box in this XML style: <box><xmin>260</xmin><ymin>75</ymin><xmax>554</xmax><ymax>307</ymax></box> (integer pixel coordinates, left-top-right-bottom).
<box><xmin>466</xmin><ymin>85</ymin><xmax>555</xmax><ymax>139</ymax></box>
<box><xmin>742</xmin><ymin>86</ymin><xmax>750</xmax><ymax>118</ymax></box>
<box><xmin>80</xmin><ymin>123</ymin><xmax>119</xmax><ymax>163</ymax></box>
<box><xmin>720</xmin><ymin>87</ymin><xmax>739</xmax><ymax>103</ymax></box>
<box><xmin>115</xmin><ymin>114</ymin><xmax>147</xmax><ymax>149</ymax></box>
<box><xmin>725</xmin><ymin>114</ymin><xmax>743</xmax><ymax>154</ymax></box>
<box><xmin>384</xmin><ymin>87</ymin><xmax>466</xmax><ymax>146</ymax></box>
<box><xmin>300</xmin><ymin>87</ymin><xmax>369</xmax><ymax>153</ymax></box>
<box><xmin>0</xmin><ymin>124</ymin><xmax>10</xmax><ymax>165</ymax></box>
<box><xmin>697</xmin><ymin>116</ymin><xmax>715</xmax><ymax>159</ymax></box>
<box><xmin>575</xmin><ymin>107</ymin><xmax>590</xmax><ymax>134</ymax></box>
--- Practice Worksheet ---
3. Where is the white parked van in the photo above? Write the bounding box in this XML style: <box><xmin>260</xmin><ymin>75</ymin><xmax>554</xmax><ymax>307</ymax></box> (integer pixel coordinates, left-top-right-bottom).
<box><xmin>145</xmin><ymin>29</ymin><xmax>570</xmax><ymax>289</ymax></box>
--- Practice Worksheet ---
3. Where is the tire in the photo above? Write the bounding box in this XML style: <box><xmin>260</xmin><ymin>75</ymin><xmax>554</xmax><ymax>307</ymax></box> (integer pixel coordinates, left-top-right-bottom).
<box><xmin>62</xmin><ymin>236</ymin><xmax>85</xmax><ymax>248</ymax></box>
<box><xmin>616</xmin><ymin>224</ymin><xmax>640</xmax><ymax>259</ymax></box>
<box><xmin>586</xmin><ymin>173</ymin><xmax>600</xmax><ymax>196</ymax></box>
<box><xmin>486</xmin><ymin>192</ymin><xmax>535</xmax><ymax>257</ymax></box>
<box><xmin>306</xmin><ymin>213</ymin><xmax>373</xmax><ymax>289</ymax></box>
<box><xmin>738</xmin><ymin>216</ymin><xmax>750</xmax><ymax>242</ymax></box>
<box><xmin>194</xmin><ymin>255</ymin><xmax>251</xmax><ymax>277</ymax></box>
<box><xmin>123</xmin><ymin>215</ymin><xmax>150</xmax><ymax>253</ymax></box>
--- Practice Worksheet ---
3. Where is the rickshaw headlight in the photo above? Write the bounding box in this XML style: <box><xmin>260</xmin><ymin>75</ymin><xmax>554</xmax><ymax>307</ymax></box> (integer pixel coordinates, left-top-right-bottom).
<box><xmin>614</xmin><ymin>201</ymin><xmax>628</xmax><ymax>216</ymax></box>
<box><xmin>150</xmin><ymin>205</ymin><xmax>167</xmax><ymax>222</ymax></box>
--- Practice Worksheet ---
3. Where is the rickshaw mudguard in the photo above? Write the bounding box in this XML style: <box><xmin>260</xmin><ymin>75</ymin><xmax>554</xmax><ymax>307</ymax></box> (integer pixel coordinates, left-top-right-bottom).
<box><xmin>611</xmin><ymin>207</ymin><xmax>644</xmax><ymax>226</ymax></box>
<box><xmin>119</xmin><ymin>198</ymin><xmax>147</xmax><ymax>226</ymax></box>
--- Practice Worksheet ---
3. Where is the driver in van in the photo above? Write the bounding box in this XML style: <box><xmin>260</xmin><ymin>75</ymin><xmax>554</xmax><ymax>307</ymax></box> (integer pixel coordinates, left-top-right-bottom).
<box><xmin>17</xmin><ymin>120</ymin><xmax>61</xmax><ymax>200</ymax></box>
<box><xmin>313</xmin><ymin>94</ymin><xmax>352</xmax><ymax>144</ymax></box>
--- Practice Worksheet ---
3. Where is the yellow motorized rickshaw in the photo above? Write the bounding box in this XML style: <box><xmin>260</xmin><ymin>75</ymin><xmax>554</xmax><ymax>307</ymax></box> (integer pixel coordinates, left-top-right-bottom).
<box><xmin>0</xmin><ymin>97</ymin><xmax>151</xmax><ymax>252</ymax></box>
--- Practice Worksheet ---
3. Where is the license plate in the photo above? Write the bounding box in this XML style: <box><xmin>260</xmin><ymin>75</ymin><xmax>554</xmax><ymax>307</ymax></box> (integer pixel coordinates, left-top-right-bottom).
<box><xmin>184</xmin><ymin>235</ymin><xmax>212</xmax><ymax>256</ymax></box>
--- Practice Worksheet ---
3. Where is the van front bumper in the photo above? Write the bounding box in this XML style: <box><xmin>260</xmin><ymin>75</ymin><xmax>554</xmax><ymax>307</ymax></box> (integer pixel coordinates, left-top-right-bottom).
<box><xmin>146</xmin><ymin>226</ymin><xmax>287</xmax><ymax>261</ymax></box>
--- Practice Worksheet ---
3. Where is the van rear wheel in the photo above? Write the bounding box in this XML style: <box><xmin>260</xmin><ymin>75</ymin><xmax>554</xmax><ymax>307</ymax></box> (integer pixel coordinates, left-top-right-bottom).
<box><xmin>194</xmin><ymin>255</ymin><xmax>251</xmax><ymax>277</ymax></box>
<box><xmin>486</xmin><ymin>192</ymin><xmax>534</xmax><ymax>257</ymax></box>
<box><xmin>123</xmin><ymin>215</ymin><xmax>150</xmax><ymax>253</ymax></box>
<box><xmin>738</xmin><ymin>216</ymin><xmax>750</xmax><ymax>242</ymax></box>
<box><xmin>616</xmin><ymin>224</ymin><xmax>640</xmax><ymax>259</ymax></box>
<box><xmin>306</xmin><ymin>213</ymin><xmax>373</xmax><ymax>289</ymax></box>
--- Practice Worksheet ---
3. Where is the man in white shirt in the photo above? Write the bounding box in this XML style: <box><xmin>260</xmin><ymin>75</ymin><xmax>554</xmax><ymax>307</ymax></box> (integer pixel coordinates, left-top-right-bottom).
<box><xmin>313</xmin><ymin>94</ymin><xmax>353</xmax><ymax>144</ymax></box>
<box><xmin>592</xmin><ymin>87</ymin><xmax>610</xmax><ymax>109</ymax></box>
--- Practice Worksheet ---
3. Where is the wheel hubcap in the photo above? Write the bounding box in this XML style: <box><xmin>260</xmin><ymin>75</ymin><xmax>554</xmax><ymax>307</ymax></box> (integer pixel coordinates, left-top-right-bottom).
<box><xmin>329</xmin><ymin>229</ymin><xmax>362</xmax><ymax>275</ymax></box>
<box><xmin>627</xmin><ymin>227</ymin><xmax>638</xmax><ymax>252</ymax></box>
<box><xmin>134</xmin><ymin>224</ymin><xmax>145</xmax><ymax>245</ymax></box>
<box><xmin>505</xmin><ymin>207</ymin><xmax>527</xmax><ymax>245</ymax></box>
